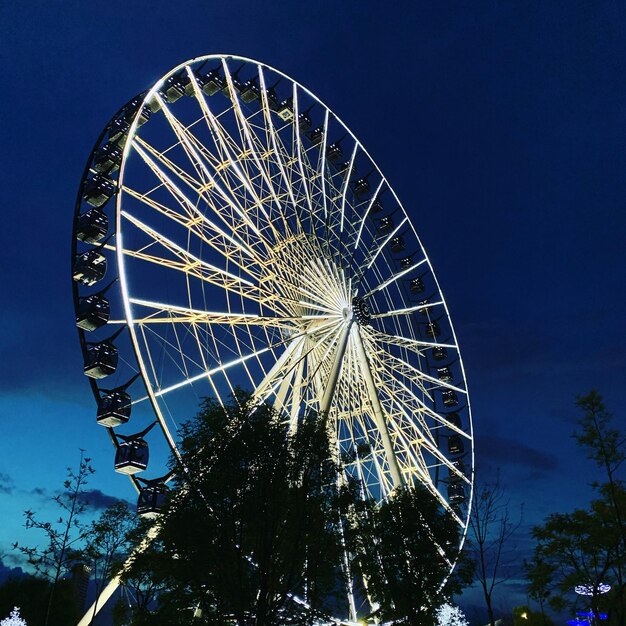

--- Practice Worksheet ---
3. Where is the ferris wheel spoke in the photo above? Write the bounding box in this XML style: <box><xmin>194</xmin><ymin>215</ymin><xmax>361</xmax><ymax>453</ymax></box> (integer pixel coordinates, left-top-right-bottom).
<box><xmin>361</xmin><ymin>216</ymin><xmax>409</xmax><ymax>272</ymax></box>
<box><xmin>146</xmin><ymin>317</ymin><xmax>343</xmax><ymax>402</ymax></box>
<box><xmin>132</xmin><ymin>137</ymin><xmax>204</xmax><ymax>199</ymax></box>
<box><xmin>216</xmin><ymin>63</ymin><xmax>294</xmax><ymax>243</ymax></box>
<box><xmin>338</xmin><ymin>143</ymin><xmax>358</xmax><ymax>235</ymax></box>
<box><xmin>188</xmin><ymin>66</ymin><xmax>284</xmax><ymax>246</ymax></box>
<box><xmin>353</xmin><ymin>179</ymin><xmax>385</xmax><ymax>251</ymax></box>
<box><xmin>129</xmin><ymin>137</ymin><xmax>273</xmax><ymax>268</ymax></box>
<box><xmin>257</xmin><ymin>66</ymin><xmax>307</xmax><ymax>237</ymax></box>
<box><xmin>374</xmin><ymin>345</ymin><xmax>467</xmax><ymax>395</ymax></box>
<box><xmin>148</xmin><ymin>98</ymin><xmax>270</xmax><ymax>249</ymax></box>
<box><xmin>120</xmin><ymin>210</ymin><xmax>256</xmax><ymax>286</ymax></box>
<box><xmin>362</xmin><ymin>258</ymin><xmax>428</xmax><ymax>298</ymax></box>
<box><xmin>122</xmin><ymin>184</ymin><xmax>258</xmax><ymax>265</ymax></box>
<box><xmin>291</xmin><ymin>84</ymin><xmax>315</xmax><ymax>217</ymax></box>
<box><xmin>366</xmin><ymin>327</ymin><xmax>457</xmax><ymax>353</ymax></box>
<box><xmin>254</xmin><ymin>318</ymin><xmax>347</xmax><ymax>405</ymax></box>
<box><xmin>371</xmin><ymin>300</ymin><xmax>444</xmax><ymax>319</ymax></box>
<box><xmin>126</xmin><ymin>298</ymin><xmax>299</xmax><ymax>329</ymax></box>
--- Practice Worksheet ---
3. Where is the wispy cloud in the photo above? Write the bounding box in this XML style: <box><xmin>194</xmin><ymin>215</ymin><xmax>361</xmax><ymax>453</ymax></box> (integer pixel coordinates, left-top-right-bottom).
<box><xmin>477</xmin><ymin>435</ymin><xmax>558</xmax><ymax>472</ymax></box>
<box><xmin>78</xmin><ymin>488</ymin><xmax>124</xmax><ymax>511</ymax></box>
<box><xmin>0</xmin><ymin>472</ymin><xmax>14</xmax><ymax>495</ymax></box>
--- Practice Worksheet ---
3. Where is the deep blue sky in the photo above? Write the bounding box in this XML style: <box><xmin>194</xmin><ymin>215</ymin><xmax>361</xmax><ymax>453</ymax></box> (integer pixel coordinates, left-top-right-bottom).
<box><xmin>1</xmin><ymin>1</ymin><xmax>625</xmax><ymax>619</ymax></box>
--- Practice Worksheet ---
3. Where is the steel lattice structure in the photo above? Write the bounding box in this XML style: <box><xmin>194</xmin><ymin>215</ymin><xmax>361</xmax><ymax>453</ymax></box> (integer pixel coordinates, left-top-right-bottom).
<box><xmin>72</xmin><ymin>54</ymin><xmax>475</xmax><ymax>624</ymax></box>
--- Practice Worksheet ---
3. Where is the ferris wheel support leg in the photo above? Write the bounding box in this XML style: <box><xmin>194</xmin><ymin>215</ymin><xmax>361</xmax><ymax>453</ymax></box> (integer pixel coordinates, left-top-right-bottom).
<box><xmin>319</xmin><ymin>319</ymin><xmax>354</xmax><ymax>416</ymax></box>
<box><xmin>317</xmin><ymin>319</ymin><xmax>359</xmax><ymax>622</ymax></box>
<box><xmin>76</xmin><ymin>524</ymin><xmax>160</xmax><ymax>626</ymax></box>
<box><xmin>352</xmin><ymin>326</ymin><xmax>403</xmax><ymax>489</ymax></box>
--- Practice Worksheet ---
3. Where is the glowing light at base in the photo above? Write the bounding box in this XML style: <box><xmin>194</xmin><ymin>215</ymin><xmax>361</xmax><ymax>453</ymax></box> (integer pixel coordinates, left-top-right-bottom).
<box><xmin>574</xmin><ymin>583</ymin><xmax>611</xmax><ymax>596</ymax></box>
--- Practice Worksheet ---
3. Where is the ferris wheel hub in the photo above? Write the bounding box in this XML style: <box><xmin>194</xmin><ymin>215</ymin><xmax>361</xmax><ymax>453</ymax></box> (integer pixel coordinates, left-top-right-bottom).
<box><xmin>352</xmin><ymin>297</ymin><xmax>371</xmax><ymax>326</ymax></box>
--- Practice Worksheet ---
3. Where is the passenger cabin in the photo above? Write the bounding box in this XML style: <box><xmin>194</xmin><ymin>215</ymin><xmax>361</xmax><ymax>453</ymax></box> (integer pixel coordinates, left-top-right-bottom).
<box><xmin>107</xmin><ymin>118</ymin><xmax>131</xmax><ymax>146</ymax></box>
<box><xmin>400</xmin><ymin>256</ymin><xmax>413</xmax><ymax>269</ymax></box>
<box><xmin>297</xmin><ymin>112</ymin><xmax>312</xmax><ymax>132</ymax></box>
<box><xmin>94</xmin><ymin>143</ymin><xmax>122</xmax><ymax>175</ymax></box>
<box><xmin>425</xmin><ymin>321</ymin><xmax>440</xmax><ymax>338</ymax></box>
<box><xmin>432</xmin><ymin>346</ymin><xmax>448</xmax><ymax>361</ymax></box>
<box><xmin>418</xmin><ymin>300</ymin><xmax>431</xmax><ymax>316</ymax></box>
<box><xmin>73</xmin><ymin>250</ymin><xmax>106</xmax><ymax>287</ymax></box>
<box><xmin>390</xmin><ymin>236</ymin><xmax>405</xmax><ymax>253</ymax></box>
<box><xmin>370</xmin><ymin>198</ymin><xmax>383</xmax><ymax>214</ymax></box>
<box><xmin>410</xmin><ymin>277</ymin><xmax>425</xmax><ymax>294</ymax></box>
<box><xmin>115</xmin><ymin>437</ymin><xmax>149</xmax><ymax>474</ymax></box>
<box><xmin>442</xmin><ymin>389</ymin><xmax>459</xmax><ymax>407</ymax></box>
<box><xmin>276</xmin><ymin>98</ymin><xmax>293</xmax><ymax>121</ymax></box>
<box><xmin>240</xmin><ymin>80</ymin><xmax>260</xmax><ymax>103</ymax></box>
<box><xmin>137</xmin><ymin>483</ymin><xmax>169</xmax><ymax>518</ymax></box>
<box><xmin>326</xmin><ymin>143</ymin><xmax>343</xmax><ymax>163</ymax></box>
<box><xmin>353</xmin><ymin>178</ymin><xmax>370</xmax><ymax>199</ymax></box>
<box><xmin>437</xmin><ymin>367</ymin><xmax>453</xmax><ymax>382</ymax></box>
<box><xmin>83</xmin><ymin>175</ymin><xmax>116</xmax><ymax>209</ymax></box>
<box><xmin>123</xmin><ymin>97</ymin><xmax>152</xmax><ymax>126</ymax></box>
<box><xmin>161</xmin><ymin>74</ymin><xmax>186</xmax><ymax>103</ymax></box>
<box><xmin>84</xmin><ymin>342</ymin><xmax>118</xmax><ymax>379</ymax></box>
<box><xmin>201</xmin><ymin>70</ymin><xmax>224</xmax><ymax>96</ymax></box>
<box><xmin>448</xmin><ymin>481</ymin><xmax>465</xmax><ymax>504</ymax></box>
<box><xmin>264</xmin><ymin>87</ymin><xmax>279</xmax><ymax>111</ymax></box>
<box><xmin>448</xmin><ymin>435</ymin><xmax>464</xmax><ymax>455</ymax></box>
<box><xmin>76</xmin><ymin>293</ymin><xmax>110</xmax><ymax>331</ymax></box>
<box><xmin>449</xmin><ymin>459</ymin><xmax>466</xmax><ymax>477</ymax></box>
<box><xmin>76</xmin><ymin>208</ymin><xmax>108</xmax><ymax>244</ymax></box>
<box><xmin>309</xmin><ymin>127</ymin><xmax>324</xmax><ymax>146</ymax></box>
<box><xmin>378</xmin><ymin>216</ymin><xmax>393</xmax><ymax>233</ymax></box>
<box><xmin>446</xmin><ymin>412</ymin><xmax>461</xmax><ymax>429</ymax></box>
<box><xmin>97</xmin><ymin>389</ymin><xmax>131</xmax><ymax>427</ymax></box>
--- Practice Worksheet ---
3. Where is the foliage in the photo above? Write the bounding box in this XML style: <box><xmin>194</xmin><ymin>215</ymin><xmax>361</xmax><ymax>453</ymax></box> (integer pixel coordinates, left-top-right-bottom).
<box><xmin>435</xmin><ymin>602</ymin><xmax>469</xmax><ymax>626</ymax></box>
<box><xmin>82</xmin><ymin>501</ymin><xmax>141</xmax><ymax>623</ymax></box>
<box><xmin>121</xmin><ymin>392</ymin><xmax>466</xmax><ymax>624</ymax></box>
<box><xmin>526</xmin><ymin>392</ymin><xmax>626</xmax><ymax>626</ymax></box>
<box><xmin>347</xmin><ymin>483</ymin><xmax>463</xmax><ymax>625</ymax></box>
<box><xmin>13</xmin><ymin>450</ymin><xmax>94</xmax><ymax>626</ymax></box>
<box><xmin>0</xmin><ymin>576</ymin><xmax>79</xmax><ymax>626</ymax></box>
<box><xmin>467</xmin><ymin>472</ymin><xmax>522</xmax><ymax>626</ymax></box>
<box><xmin>123</xmin><ymin>393</ymin><xmax>351</xmax><ymax>625</ymax></box>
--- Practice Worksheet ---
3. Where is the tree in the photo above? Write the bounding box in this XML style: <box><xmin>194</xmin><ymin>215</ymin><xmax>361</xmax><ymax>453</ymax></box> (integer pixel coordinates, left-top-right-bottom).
<box><xmin>526</xmin><ymin>392</ymin><xmax>626</xmax><ymax>626</ymax></box>
<box><xmin>0</xmin><ymin>575</ymin><xmax>80</xmax><ymax>626</ymax></box>
<box><xmin>574</xmin><ymin>390</ymin><xmax>626</xmax><ymax>623</ymax></box>
<box><xmin>467</xmin><ymin>473</ymin><xmax>523</xmax><ymax>626</ymax></box>
<box><xmin>83</xmin><ymin>501</ymin><xmax>140</xmax><ymax>624</ymax></box>
<box><xmin>527</xmin><ymin>496</ymin><xmax>624</xmax><ymax>624</ymax></box>
<box><xmin>123</xmin><ymin>393</ymin><xmax>350</xmax><ymax>625</ymax></box>
<box><xmin>121</xmin><ymin>393</ymin><xmax>466</xmax><ymax>624</ymax></box>
<box><xmin>347</xmin><ymin>484</ymin><xmax>465</xmax><ymax>626</ymax></box>
<box><xmin>14</xmin><ymin>450</ymin><xmax>94</xmax><ymax>626</ymax></box>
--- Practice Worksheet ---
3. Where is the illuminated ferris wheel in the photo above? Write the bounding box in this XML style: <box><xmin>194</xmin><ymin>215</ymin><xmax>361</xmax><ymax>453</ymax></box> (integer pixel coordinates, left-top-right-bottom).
<box><xmin>72</xmin><ymin>54</ymin><xmax>474</xmax><ymax>623</ymax></box>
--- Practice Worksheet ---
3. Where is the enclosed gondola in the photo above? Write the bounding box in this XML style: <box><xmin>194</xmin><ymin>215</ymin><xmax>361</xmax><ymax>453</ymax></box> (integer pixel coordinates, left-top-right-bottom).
<box><xmin>76</xmin><ymin>293</ymin><xmax>110</xmax><ymax>331</ymax></box>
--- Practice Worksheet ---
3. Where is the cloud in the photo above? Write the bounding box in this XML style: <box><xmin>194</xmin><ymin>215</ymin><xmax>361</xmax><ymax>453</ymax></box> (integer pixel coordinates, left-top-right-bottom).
<box><xmin>0</xmin><ymin>472</ymin><xmax>14</xmax><ymax>495</ymax></box>
<box><xmin>78</xmin><ymin>489</ymin><xmax>124</xmax><ymax>511</ymax></box>
<box><xmin>477</xmin><ymin>435</ymin><xmax>558</xmax><ymax>472</ymax></box>
<box><xmin>0</xmin><ymin>555</ymin><xmax>27</xmax><ymax>583</ymax></box>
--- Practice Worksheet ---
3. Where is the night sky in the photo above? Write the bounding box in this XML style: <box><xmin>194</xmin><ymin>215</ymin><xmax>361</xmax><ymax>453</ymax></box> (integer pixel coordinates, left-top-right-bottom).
<box><xmin>1</xmin><ymin>1</ymin><xmax>625</xmax><ymax>619</ymax></box>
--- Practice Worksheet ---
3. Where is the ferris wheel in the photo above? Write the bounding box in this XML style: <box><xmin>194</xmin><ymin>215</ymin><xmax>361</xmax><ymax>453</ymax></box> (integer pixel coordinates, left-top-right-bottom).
<box><xmin>72</xmin><ymin>54</ymin><xmax>474</xmax><ymax>623</ymax></box>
